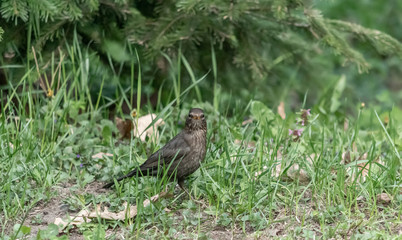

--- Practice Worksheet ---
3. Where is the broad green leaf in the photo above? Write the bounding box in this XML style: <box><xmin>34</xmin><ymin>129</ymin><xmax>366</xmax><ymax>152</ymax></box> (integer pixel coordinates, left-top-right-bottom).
<box><xmin>21</xmin><ymin>225</ymin><xmax>31</xmax><ymax>234</ymax></box>
<box><xmin>102</xmin><ymin>125</ymin><xmax>112</xmax><ymax>143</ymax></box>
<box><xmin>250</xmin><ymin>100</ymin><xmax>275</xmax><ymax>127</ymax></box>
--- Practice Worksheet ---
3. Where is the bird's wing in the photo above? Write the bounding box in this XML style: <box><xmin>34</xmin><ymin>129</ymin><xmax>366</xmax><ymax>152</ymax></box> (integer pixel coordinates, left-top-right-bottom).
<box><xmin>139</xmin><ymin>132</ymin><xmax>191</xmax><ymax>172</ymax></box>
<box><xmin>103</xmin><ymin>132</ymin><xmax>191</xmax><ymax>189</ymax></box>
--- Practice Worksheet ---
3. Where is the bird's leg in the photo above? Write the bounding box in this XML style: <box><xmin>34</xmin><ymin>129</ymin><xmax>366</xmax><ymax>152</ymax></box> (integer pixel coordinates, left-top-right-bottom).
<box><xmin>178</xmin><ymin>180</ymin><xmax>191</xmax><ymax>197</ymax></box>
<box><xmin>178</xmin><ymin>180</ymin><xmax>207</xmax><ymax>208</ymax></box>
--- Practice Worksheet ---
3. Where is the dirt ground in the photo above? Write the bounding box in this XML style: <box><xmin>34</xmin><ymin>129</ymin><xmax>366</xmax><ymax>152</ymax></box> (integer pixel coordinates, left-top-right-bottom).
<box><xmin>4</xmin><ymin>181</ymin><xmax>401</xmax><ymax>239</ymax></box>
<box><xmin>19</xmin><ymin>181</ymin><xmax>262</xmax><ymax>239</ymax></box>
<box><xmin>24</xmin><ymin>181</ymin><xmax>107</xmax><ymax>239</ymax></box>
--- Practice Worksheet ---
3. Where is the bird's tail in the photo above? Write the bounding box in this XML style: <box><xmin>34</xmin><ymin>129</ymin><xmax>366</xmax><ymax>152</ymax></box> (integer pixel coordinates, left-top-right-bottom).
<box><xmin>102</xmin><ymin>169</ymin><xmax>138</xmax><ymax>188</ymax></box>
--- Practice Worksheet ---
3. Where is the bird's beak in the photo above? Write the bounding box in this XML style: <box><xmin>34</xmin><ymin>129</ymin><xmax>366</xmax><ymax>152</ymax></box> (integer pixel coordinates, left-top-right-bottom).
<box><xmin>192</xmin><ymin>116</ymin><xmax>201</xmax><ymax>120</ymax></box>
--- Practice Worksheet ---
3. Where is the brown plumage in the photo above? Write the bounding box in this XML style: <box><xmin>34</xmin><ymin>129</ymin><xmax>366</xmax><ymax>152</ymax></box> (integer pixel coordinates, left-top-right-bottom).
<box><xmin>103</xmin><ymin>108</ymin><xmax>207</xmax><ymax>189</ymax></box>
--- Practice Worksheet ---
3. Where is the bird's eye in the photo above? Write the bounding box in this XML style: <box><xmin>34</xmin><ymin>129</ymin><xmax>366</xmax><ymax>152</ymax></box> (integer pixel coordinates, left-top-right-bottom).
<box><xmin>201</xmin><ymin>114</ymin><xmax>204</xmax><ymax>118</ymax></box>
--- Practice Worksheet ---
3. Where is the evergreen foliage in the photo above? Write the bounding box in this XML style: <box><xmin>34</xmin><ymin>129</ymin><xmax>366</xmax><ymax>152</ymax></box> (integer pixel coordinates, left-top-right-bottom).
<box><xmin>1</xmin><ymin>0</ymin><xmax>402</xmax><ymax>105</ymax></box>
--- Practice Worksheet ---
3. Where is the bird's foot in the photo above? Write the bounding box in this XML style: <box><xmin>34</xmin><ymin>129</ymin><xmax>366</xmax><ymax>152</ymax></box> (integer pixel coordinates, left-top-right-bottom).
<box><xmin>178</xmin><ymin>181</ymin><xmax>207</xmax><ymax>208</ymax></box>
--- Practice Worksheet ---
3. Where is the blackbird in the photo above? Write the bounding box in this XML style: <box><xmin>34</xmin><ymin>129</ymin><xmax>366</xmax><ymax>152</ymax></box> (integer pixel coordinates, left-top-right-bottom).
<box><xmin>103</xmin><ymin>108</ymin><xmax>207</xmax><ymax>189</ymax></box>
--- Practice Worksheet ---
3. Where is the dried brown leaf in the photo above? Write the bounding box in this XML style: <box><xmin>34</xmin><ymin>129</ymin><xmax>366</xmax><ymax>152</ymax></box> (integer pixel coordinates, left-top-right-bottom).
<box><xmin>242</xmin><ymin>118</ymin><xmax>253</xmax><ymax>125</ymax></box>
<box><xmin>234</xmin><ymin>139</ymin><xmax>256</xmax><ymax>151</ymax></box>
<box><xmin>116</xmin><ymin>114</ymin><xmax>164</xmax><ymax>142</ymax></box>
<box><xmin>254</xmin><ymin>166</ymin><xmax>268</xmax><ymax>179</ymax></box>
<box><xmin>343</xmin><ymin>152</ymin><xmax>384</xmax><ymax>183</ymax></box>
<box><xmin>54</xmin><ymin>215</ymin><xmax>91</xmax><ymax>230</ymax></box>
<box><xmin>376</xmin><ymin>193</ymin><xmax>392</xmax><ymax>205</ymax></box>
<box><xmin>133</xmin><ymin>114</ymin><xmax>164</xmax><ymax>142</ymax></box>
<box><xmin>287</xmin><ymin>163</ymin><xmax>310</xmax><ymax>183</ymax></box>
<box><xmin>273</xmin><ymin>149</ymin><xmax>284</xmax><ymax>178</ymax></box>
<box><xmin>356</xmin><ymin>153</ymin><xmax>370</xmax><ymax>181</ymax></box>
<box><xmin>274</xmin><ymin>162</ymin><xmax>282</xmax><ymax>178</ymax></box>
<box><xmin>344</xmin><ymin>118</ymin><xmax>349</xmax><ymax>131</ymax></box>
<box><xmin>278</xmin><ymin>101</ymin><xmax>286</xmax><ymax>119</ymax></box>
<box><xmin>86</xmin><ymin>194</ymin><xmax>161</xmax><ymax>220</ymax></box>
<box><xmin>341</xmin><ymin>151</ymin><xmax>352</xmax><ymax>164</ymax></box>
<box><xmin>356</xmin><ymin>196</ymin><xmax>365</xmax><ymax>202</ymax></box>
<box><xmin>273</xmin><ymin>152</ymin><xmax>312</xmax><ymax>183</ymax></box>
<box><xmin>353</xmin><ymin>143</ymin><xmax>357</xmax><ymax>152</ymax></box>
<box><xmin>92</xmin><ymin>152</ymin><xmax>113</xmax><ymax>159</ymax></box>
<box><xmin>307</xmin><ymin>153</ymin><xmax>318</xmax><ymax>165</ymax></box>
<box><xmin>115</xmin><ymin>117</ymin><xmax>133</xmax><ymax>139</ymax></box>
<box><xmin>54</xmin><ymin>192</ymin><xmax>167</xmax><ymax>231</ymax></box>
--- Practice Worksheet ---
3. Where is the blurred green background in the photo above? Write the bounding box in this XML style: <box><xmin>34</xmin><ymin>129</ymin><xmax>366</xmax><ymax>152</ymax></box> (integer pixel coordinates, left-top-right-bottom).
<box><xmin>314</xmin><ymin>0</ymin><xmax>402</xmax><ymax>110</ymax></box>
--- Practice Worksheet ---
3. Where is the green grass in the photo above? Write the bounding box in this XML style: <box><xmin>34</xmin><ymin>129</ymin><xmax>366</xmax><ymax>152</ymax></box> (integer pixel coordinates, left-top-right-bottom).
<box><xmin>0</xmin><ymin>43</ymin><xmax>401</xmax><ymax>239</ymax></box>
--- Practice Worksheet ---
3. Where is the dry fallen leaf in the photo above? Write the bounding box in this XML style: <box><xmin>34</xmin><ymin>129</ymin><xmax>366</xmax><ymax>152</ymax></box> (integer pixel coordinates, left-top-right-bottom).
<box><xmin>234</xmin><ymin>139</ymin><xmax>256</xmax><ymax>151</ymax></box>
<box><xmin>356</xmin><ymin>195</ymin><xmax>365</xmax><ymax>202</ymax></box>
<box><xmin>353</xmin><ymin>143</ymin><xmax>357</xmax><ymax>152</ymax></box>
<box><xmin>274</xmin><ymin>152</ymin><xmax>313</xmax><ymax>183</ymax></box>
<box><xmin>277</xmin><ymin>101</ymin><xmax>286</xmax><ymax>120</ymax></box>
<box><xmin>341</xmin><ymin>151</ymin><xmax>352</xmax><ymax>164</ymax></box>
<box><xmin>115</xmin><ymin>117</ymin><xmax>133</xmax><ymax>139</ymax></box>
<box><xmin>254</xmin><ymin>166</ymin><xmax>268</xmax><ymax>179</ymax></box>
<box><xmin>116</xmin><ymin>114</ymin><xmax>164</xmax><ymax>142</ymax></box>
<box><xmin>272</xmin><ymin>149</ymin><xmax>284</xmax><ymax>178</ymax></box>
<box><xmin>286</xmin><ymin>163</ymin><xmax>310</xmax><ymax>183</ymax></box>
<box><xmin>92</xmin><ymin>152</ymin><xmax>113</xmax><ymax>159</ymax></box>
<box><xmin>54</xmin><ymin>192</ymin><xmax>168</xmax><ymax>231</ymax></box>
<box><xmin>344</xmin><ymin>118</ymin><xmax>349</xmax><ymax>131</ymax></box>
<box><xmin>376</xmin><ymin>193</ymin><xmax>392</xmax><ymax>205</ymax></box>
<box><xmin>255</xmin><ymin>148</ymin><xmax>312</xmax><ymax>182</ymax></box>
<box><xmin>242</xmin><ymin>118</ymin><xmax>253</xmax><ymax>125</ymax></box>
<box><xmin>274</xmin><ymin>162</ymin><xmax>282</xmax><ymax>178</ymax></box>
<box><xmin>253</xmin><ymin>149</ymin><xmax>285</xmax><ymax>179</ymax></box>
<box><xmin>308</xmin><ymin>153</ymin><xmax>318</xmax><ymax>163</ymax></box>
<box><xmin>54</xmin><ymin>214</ymin><xmax>91</xmax><ymax>230</ymax></box>
<box><xmin>342</xmin><ymin>151</ymin><xmax>384</xmax><ymax>183</ymax></box>
<box><xmin>133</xmin><ymin>114</ymin><xmax>164</xmax><ymax>142</ymax></box>
<box><xmin>356</xmin><ymin>158</ymin><xmax>370</xmax><ymax>182</ymax></box>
